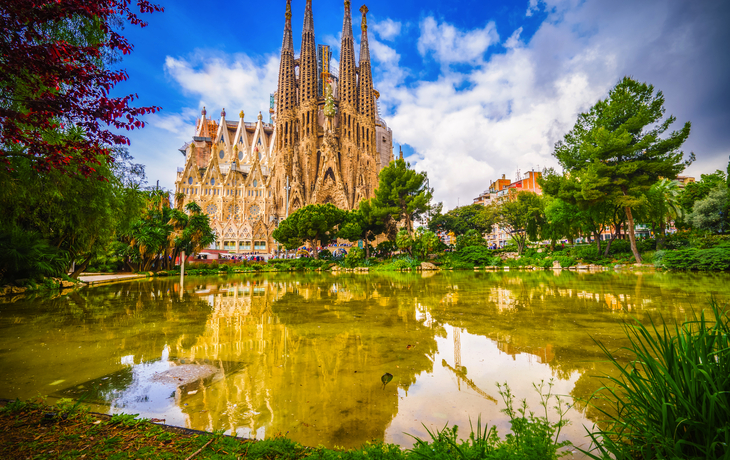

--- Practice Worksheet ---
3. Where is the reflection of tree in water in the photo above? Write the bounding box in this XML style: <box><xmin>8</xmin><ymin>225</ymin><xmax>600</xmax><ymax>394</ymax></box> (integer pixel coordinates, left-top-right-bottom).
<box><xmin>0</xmin><ymin>278</ymin><xmax>212</xmax><ymax>402</ymax></box>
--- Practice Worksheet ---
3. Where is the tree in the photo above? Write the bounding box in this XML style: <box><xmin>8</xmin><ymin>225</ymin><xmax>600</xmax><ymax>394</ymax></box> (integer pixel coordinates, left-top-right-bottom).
<box><xmin>272</xmin><ymin>204</ymin><xmax>347</xmax><ymax>259</ymax></box>
<box><xmin>372</xmin><ymin>158</ymin><xmax>432</xmax><ymax>234</ymax></box>
<box><xmin>337</xmin><ymin>199</ymin><xmax>385</xmax><ymax>258</ymax></box>
<box><xmin>496</xmin><ymin>191</ymin><xmax>543</xmax><ymax>255</ymax></box>
<box><xmin>0</xmin><ymin>0</ymin><xmax>163</xmax><ymax>176</ymax></box>
<box><xmin>413</xmin><ymin>227</ymin><xmax>439</xmax><ymax>260</ymax></box>
<box><xmin>552</xmin><ymin>77</ymin><xmax>693</xmax><ymax>262</ymax></box>
<box><xmin>428</xmin><ymin>203</ymin><xmax>496</xmax><ymax>236</ymax></box>
<box><xmin>686</xmin><ymin>186</ymin><xmax>729</xmax><ymax>234</ymax></box>
<box><xmin>678</xmin><ymin>170</ymin><xmax>726</xmax><ymax>228</ymax></box>
<box><xmin>540</xmin><ymin>197</ymin><xmax>581</xmax><ymax>250</ymax></box>
<box><xmin>641</xmin><ymin>179</ymin><xmax>683</xmax><ymax>249</ymax></box>
<box><xmin>396</xmin><ymin>229</ymin><xmax>414</xmax><ymax>256</ymax></box>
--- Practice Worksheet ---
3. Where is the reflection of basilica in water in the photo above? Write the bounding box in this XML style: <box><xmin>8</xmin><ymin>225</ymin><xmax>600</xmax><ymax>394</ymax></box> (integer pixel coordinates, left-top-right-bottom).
<box><xmin>4</xmin><ymin>270</ymin><xmax>726</xmax><ymax>449</ymax></box>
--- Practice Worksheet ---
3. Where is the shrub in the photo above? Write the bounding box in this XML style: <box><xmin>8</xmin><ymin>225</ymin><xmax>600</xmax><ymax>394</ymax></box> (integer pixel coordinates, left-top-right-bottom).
<box><xmin>456</xmin><ymin>245</ymin><xmax>493</xmax><ymax>266</ymax></box>
<box><xmin>583</xmin><ymin>300</ymin><xmax>730</xmax><ymax>459</ymax></box>
<box><xmin>555</xmin><ymin>256</ymin><xmax>576</xmax><ymax>268</ymax></box>
<box><xmin>318</xmin><ymin>249</ymin><xmax>332</xmax><ymax>260</ymax></box>
<box><xmin>661</xmin><ymin>247</ymin><xmax>730</xmax><ymax>271</ymax></box>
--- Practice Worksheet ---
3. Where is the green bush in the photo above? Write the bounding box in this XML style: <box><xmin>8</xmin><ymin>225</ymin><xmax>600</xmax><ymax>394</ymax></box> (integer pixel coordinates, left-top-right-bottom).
<box><xmin>583</xmin><ymin>300</ymin><xmax>730</xmax><ymax>459</ymax></box>
<box><xmin>456</xmin><ymin>245</ymin><xmax>493</xmax><ymax>266</ymax></box>
<box><xmin>660</xmin><ymin>247</ymin><xmax>730</xmax><ymax>271</ymax></box>
<box><xmin>318</xmin><ymin>249</ymin><xmax>332</xmax><ymax>260</ymax></box>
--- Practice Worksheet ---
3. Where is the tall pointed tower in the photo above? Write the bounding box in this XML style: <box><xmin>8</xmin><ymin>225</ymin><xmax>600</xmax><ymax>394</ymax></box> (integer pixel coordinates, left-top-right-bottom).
<box><xmin>355</xmin><ymin>5</ymin><xmax>378</xmax><ymax>203</ymax></box>
<box><xmin>338</xmin><ymin>0</ymin><xmax>359</xmax><ymax>206</ymax></box>
<box><xmin>272</xmin><ymin>0</ymin><xmax>300</xmax><ymax>216</ymax></box>
<box><xmin>298</xmin><ymin>0</ymin><xmax>319</xmax><ymax>198</ymax></box>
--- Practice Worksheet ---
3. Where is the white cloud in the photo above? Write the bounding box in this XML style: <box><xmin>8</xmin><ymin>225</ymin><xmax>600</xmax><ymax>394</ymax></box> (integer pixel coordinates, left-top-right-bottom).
<box><xmin>380</xmin><ymin>0</ymin><xmax>730</xmax><ymax>209</ymax></box>
<box><xmin>371</xmin><ymin>18</ymin><xmax>402</xmax><ymax>41</ymax></box>
<box><xmin>164</xmin><ymin>51</ymin><xmax>280</xmax><ymax>117</ymax></box>
<box><xmin>526</xmin><ymin>0</ymin><xmax>540</xmax><ymax>17</ymax></box>
<box><xmin>417</xmin><ymin>17</ymin><xmax>499</xmax><ymax>65</ymax></box>
<box><xmin>125</xmin><ymin>51</ymin><xmax>281</xmax><ymax>192</ymax></box>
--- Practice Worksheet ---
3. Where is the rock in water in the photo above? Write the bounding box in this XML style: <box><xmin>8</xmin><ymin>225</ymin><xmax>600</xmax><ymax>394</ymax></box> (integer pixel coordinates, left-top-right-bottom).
<box><xmin>381</xmin><ymin>372</ymin><xmax>393</xmax><ymax>389</ymax></box>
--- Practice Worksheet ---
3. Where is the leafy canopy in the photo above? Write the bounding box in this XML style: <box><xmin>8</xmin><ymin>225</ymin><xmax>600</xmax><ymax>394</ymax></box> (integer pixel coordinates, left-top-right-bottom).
<box><xmin>0</xmin><ymin>0</ymin><xmax>163</xmax><ymax>176</ymax></box>
<box><xmin>372</xmin><ymin>158</ymin><xmax>432</xmax><ymax>234</ymax></box>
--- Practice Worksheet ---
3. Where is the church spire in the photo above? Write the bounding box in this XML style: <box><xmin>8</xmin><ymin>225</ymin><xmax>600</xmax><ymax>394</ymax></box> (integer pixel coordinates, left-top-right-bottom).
<box><xmin>303</xmin><ymin>0</ymin><xmax>314</xmax><ymax>32</ymax></box>
<box><xmin>299</xmin><ymin>0</ymin><xmax>318</xmax><ymax>104</ymax></box>
<box><xmin>338</xmin><ymin>0</ymin><xmax>357</xmax><ymax>108</ymax></box>
<box><xmin>276</xmin><ymin>0</ymin><xmax>297</xmax><ymax>115</ymax></box>
<box><xmin>357</xmin><ymin>5</ymin><xmax>375</xmax><ymax>121</ymax></box>
<box><xmin>281</xmin><ymin>0</ymin><xmax>293</xmax><ymax>51</ymax></box>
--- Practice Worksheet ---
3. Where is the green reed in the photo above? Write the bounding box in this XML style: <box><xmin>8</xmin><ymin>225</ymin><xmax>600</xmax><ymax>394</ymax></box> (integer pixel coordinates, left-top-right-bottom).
<box><xmin>584</xmin><ymin>299</ymin><xmax>730</xmax><ymax>459</ymax></box>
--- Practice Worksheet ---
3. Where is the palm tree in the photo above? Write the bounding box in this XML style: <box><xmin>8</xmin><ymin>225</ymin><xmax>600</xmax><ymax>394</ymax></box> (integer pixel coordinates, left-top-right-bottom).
<box><xmin>645</xmin><ymin>179</ymin><xmax>683</xmax><ymax>249</ymax></box>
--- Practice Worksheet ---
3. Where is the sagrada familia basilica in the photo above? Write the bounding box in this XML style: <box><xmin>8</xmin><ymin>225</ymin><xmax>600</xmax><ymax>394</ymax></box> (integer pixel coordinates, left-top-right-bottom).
<box><xmin>175</xmin><ymin>0</ymin><xmax>394</xmax><ymax>253</ymax></box>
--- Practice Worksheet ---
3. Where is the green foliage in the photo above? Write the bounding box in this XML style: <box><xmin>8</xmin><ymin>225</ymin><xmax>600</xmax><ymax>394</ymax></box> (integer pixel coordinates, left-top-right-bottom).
<box><xmin>409</xmin><ymin>381</ymin><xmax>571</xmax><ymax>460</ymax></box>
<box><xmin>0</xmin><ymin>228</ymin><xmax>68</xmax><ymax>283</ymax></box>
<box><xmin>496</xmin><ymin>192</ymin><xmax>544</xmax><ymax>255</ymax></box>
<box><xmin>342</xmin><ymin>248</ymin><xmax>365</xmax><ymax>267</ymax></box>
<box><xmin>413</xmin><ymin>227</ymin><xmax>440</xmax><ymax>260</ymax></box>
<box><xmin>547</xmin><ymin>77</ymin><xmax>693</xmax><ymax>262</ymax></box>
<box><xmin>428</xmin><ymin>203</ymin><xmax>495</xmax><ymax>236</ymax></box>
<box><xmin>376</xmin><ymin>240</ymin><xmax>397</xmax><ymax>258</ymax></box>
<box><xmin>583</xmin><ymin>300</ymin><xmax>730</xmax><ymax>460</ymax></box>
<box><xmin>659</xmin><ymin>248</ymin><xmax>730</xmax><ymax>271</ymax></box>
<box><xmin>686</xmin><ymin>185</ymin><xmax>729</xmax><ymax>234</ymax></box>
<box><xmin>0</xmin><ymin>147</ymin><xmax>147</xmax><ymax>280</ymax></box>
<box><xmin>372</xmin><ymin>158</ymin><xmax>433</xmax><ymax>234</ymax></box>
<box><xmin>273</xmin><ymin>203</ymin><xmax>347</xmax><ymax>259</ymax></box>
<box><xmin>678</xmin><ymin>170</ymin><xmax>726</xmax><ymax>226</ymax></box>
<box><xmin>455</xmin><ymin>245</ymin><xmax>493</xmax><ymax>266</ymax></box>
<box><xmin>396</xmin><ymin>229</ymin><xmax>414</xmax><ymax>255</ymax></box>
<box><xmin>455</xmin><ymin>229</ymin><xmax>486</xmax><ymax>251</ymax></box>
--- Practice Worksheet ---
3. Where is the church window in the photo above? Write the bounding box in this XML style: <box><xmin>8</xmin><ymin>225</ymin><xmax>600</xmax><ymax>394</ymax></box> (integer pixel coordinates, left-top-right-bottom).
<box><xmin>258</xmin><ymin>151</ymin><xmax>262</xmax><ymax>160</ymax></box>
<box><xmin>219</xmin><ymin>150</ymin><xmax>224</xmax><ymax>159</ymax></box>
<box><xmin>211</xmin><ymin>178</ymin><xmax>215</xmax><ymax>186</ymax></box>
<box><xmin>188</xmin><ymin>177</ymin><xmax>193</xmax><ymax>185</ymax></box>
<box><xmin>238</xmin><ymin>152</ymin><xmax>243</xmax><ymax>160</ymax></box>
<box><xmin>253</xmin><ymin>179</ymin><xmax>258</xmax><ymax>187</ymax></box>
<box><xmin>220</xmin><ymin>136</ymin><xmax>224</xmax><ymax>143</ymax></box>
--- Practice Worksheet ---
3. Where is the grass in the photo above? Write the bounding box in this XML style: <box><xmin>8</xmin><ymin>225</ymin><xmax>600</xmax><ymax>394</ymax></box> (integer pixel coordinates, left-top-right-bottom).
<box><xmin>583</xmin><ymin>299</ymin><xmax>730</xmax><ymax>459</ymax></box>
<box><xmin>0</xmin><ymin>382</ymin><xmax>573</xmax><ymax>460</ymax></box>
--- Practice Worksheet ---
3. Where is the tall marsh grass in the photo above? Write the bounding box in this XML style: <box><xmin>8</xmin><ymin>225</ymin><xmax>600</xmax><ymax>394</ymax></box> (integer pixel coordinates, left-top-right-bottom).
<box><xmin>584</xmin><ymin>299</ymin><xmax>730</xmax><ymax>459</ymax></box>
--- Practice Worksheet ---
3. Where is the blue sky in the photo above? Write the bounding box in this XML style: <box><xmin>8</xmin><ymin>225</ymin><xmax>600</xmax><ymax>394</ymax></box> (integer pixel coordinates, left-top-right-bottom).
<box><xmin>115</xmin><ymin>0</ymin><xmax>730</xmax><ymax>208</ymax></box>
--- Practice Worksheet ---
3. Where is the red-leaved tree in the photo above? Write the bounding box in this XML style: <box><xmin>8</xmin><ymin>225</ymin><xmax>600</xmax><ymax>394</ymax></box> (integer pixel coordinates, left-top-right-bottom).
<box><xmin>0</xmin><ymin>0</ymin><xmax>163</xmax><ymax>176</ymax></box>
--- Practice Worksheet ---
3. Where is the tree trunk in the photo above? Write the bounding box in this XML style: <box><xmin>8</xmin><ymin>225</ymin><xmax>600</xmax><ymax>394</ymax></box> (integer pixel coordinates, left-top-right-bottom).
<box><xmin>364</xmin><ymin>233</ymin><xmax>371</xmax><ymax>259</ymax></box>
<box><xmin>625</xmin><ymin>206</ymin><xmax>642</xmax><ymax>263</ymax></box>
<box><xmin>69</xmin><ymin>254</ymin><xmax>93</xmax><ymax>279</ymax></box>
<box><xmin>603</xmin><ymin>232</ymin><xmax>617</xmax><ymax>257</ymax></box>
<box><xmin>516</xmin><ymin>233</ymin><xmax>527</xmax><ymax>255</ymax></box>
<box><xmin>593</xmin><ymin>230</ymin><xmax>602</xmax><ymax>254</ymax></box>
<box><xmin>311</xmin><ymin>240</ymin><xmax>319</xmax><ymax>260</ymax></box>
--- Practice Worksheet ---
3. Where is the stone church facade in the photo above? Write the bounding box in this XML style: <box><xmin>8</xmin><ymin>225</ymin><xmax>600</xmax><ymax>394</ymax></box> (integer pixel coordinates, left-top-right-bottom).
<box><xmin>175</xmin><ymin>0</ymin><xmax>393</xmax><ymax>253</ymax></box>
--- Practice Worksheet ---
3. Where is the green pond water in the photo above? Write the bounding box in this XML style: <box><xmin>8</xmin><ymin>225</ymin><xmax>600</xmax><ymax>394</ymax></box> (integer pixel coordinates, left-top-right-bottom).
<box><xmin>1</xmin><ymin>270</ymin><xmax>729</xmax><ymax>453</ymax></box>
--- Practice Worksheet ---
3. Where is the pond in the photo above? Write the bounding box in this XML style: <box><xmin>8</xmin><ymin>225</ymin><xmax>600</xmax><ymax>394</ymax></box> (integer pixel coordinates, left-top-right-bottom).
<box><xmin>1</xmin><ymin>270</ymin><xmax>729</xmax><ymax>453</ymax></box>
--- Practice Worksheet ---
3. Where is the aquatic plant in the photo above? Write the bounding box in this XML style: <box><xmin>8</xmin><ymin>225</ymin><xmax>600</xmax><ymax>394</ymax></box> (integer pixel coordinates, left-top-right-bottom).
<box><xmin>408</xmin><ymin>380</ymin><xmax>571</xmax><ymax>460</ymax></box>
<box><xmin>583</xmin><ymin>299</ymin><xmax>730</xmax><ymax>459</ymax></box>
